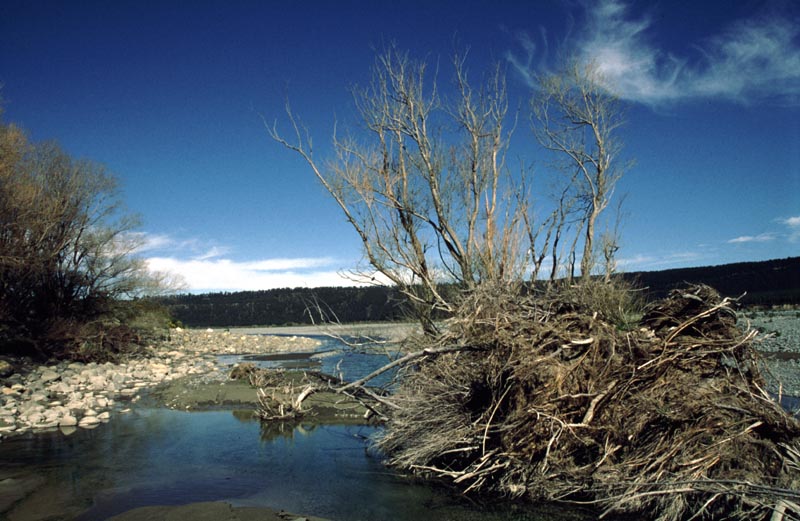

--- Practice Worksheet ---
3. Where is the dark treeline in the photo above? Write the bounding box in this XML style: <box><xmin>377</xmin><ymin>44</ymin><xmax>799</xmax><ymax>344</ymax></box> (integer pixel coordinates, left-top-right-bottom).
<box><xmin>159</xmin><ymin>285</ymin><xmax>409</xmax><ymax>327</ymax></box>
<box><xmin>623</xmin><ymin>256</ymin><xmax>800</xmax><ymax>306</ymax></box>
<box><xmin>159</xmin><ymin>257</ymin><xmax>800</xmax><ymax>328</ymax></box>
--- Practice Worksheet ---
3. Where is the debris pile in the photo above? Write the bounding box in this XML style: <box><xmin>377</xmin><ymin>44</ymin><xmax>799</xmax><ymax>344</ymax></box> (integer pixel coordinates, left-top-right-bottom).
<box><xmin>376</xmin><ymin>283</ymin><xmax>800</xmax><ymax>520</ymax></box>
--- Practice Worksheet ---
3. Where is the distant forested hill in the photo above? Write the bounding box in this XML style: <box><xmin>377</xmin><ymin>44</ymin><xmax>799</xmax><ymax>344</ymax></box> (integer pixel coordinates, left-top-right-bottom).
<box><xmin>158</xmin><ymin>285</ymin><xmax>408</xmax><ymax>328</ymax></box>
<box><xmin>621</xmin><ymin>256</ymin><xmax>799</xmax><ymax>306</ymax></box>
<box><xmin>157</xmin><ymin>257</ymin><xmax>799</xmax><ymax>327</ymax></box>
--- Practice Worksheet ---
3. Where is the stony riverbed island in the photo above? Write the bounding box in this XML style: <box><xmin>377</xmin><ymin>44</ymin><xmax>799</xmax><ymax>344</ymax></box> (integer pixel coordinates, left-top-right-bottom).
<box><xmin>0</xmin><ymin>329</ymin><xmax>320</xmax><ymax>437</ymax></box>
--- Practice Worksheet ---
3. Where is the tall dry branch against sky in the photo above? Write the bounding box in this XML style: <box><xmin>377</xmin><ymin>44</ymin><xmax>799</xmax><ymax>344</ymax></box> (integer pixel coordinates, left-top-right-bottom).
<box><xmin>1</xmin><ymin>0</ymin><xmax>798</xmax><ymax>292</ymax></box>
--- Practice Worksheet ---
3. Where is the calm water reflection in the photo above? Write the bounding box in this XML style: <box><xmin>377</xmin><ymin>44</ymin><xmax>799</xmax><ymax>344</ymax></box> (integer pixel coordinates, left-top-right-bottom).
<box><xmin>1</xmin><ymin>333</ymin><xmax>599</xmax><ymax>520</ymax></box>
<box><xmin>219</xmin><ymin>335</ymin><xmax>401</xmax><ymax>388</ymax></box>
<box><xmin>0</xmin><ymin>408</ymin><xmax>586</xmax><ymax>521</ymax></box>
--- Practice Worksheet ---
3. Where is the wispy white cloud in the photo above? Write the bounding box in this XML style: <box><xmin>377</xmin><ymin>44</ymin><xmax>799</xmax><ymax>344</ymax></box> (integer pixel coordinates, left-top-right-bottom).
<box><xmin>689</xmin><ymin>16</ymin><xmax>800</xmax><ymax>104</ymax></box>
<box><xmin>782</xmin><ymin>216</ymin><xmax>800</xmax><ymax>228</ymax></box>
<box><xmin>125</xmin><ymin>232</ymin><xmax>174</xmax><ymax>254</ymax></box>
<box><xmin>193</xmin><ymin>246</ymin><xmax>230</xmax><ymax>261</ymax></box>
<box><xmin>781</xmin><ymin>215</ymin><xmax>800</xmax><ymax>241</ymax></box>
<box><xmin>240</xmin><ymin>258</ymin><xmax>337</xmax><ymax>271</ymax></box>
<box><xmin>128</xmin><ymin>232</ymin><xmax>368</xmax><ymax>292</ymax></box>
<box><xmin>145</xmin><ymin>255</ymin><xmax>361</xmax><ymax>292</ymax></box>
<box><xmin>727</xmin><ymin>233</ymin><xmax>777</xmax><ymax>244</ymax></box>
<box><xmin>574</xmin><ymin>0</ymin><xmax>685</xmax><ymax>104</ymax></box>
<box><xmin>508</xmin><ymin>0</ymin><xmax>800</xmax><ymax>106</ymax></box>
<box><xmin>617</xmin><ymin>251</ymin><xmax>704</xmax><ymax>271</ymax></box>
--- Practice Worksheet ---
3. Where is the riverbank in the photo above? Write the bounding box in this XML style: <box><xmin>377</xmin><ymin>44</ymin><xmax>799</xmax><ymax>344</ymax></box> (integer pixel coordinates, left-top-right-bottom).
<box><xmin>2</xmin><ymin>315</ymin><xmax>798</xmax><ymax>521</ymax></box>
<box><xmin>228</xmin><ymin>321</ymin><xmax>419</xmax><ymax>343</ymax></box>
<box><xmin>746</xmin><ymin>309</ymin><xmax>800</xmax><ymax>397</ymax></box>
<box><xmin>2</xmin><ymin>315</ymin><xmax>798</xmax><ymax>440</ymax></box>
<box><xmin>0</xmin><ymin>330</ymin><xmax>337</xmax><ymax>521</ymax></box>
<box><xmin>0</xmin><ymin>329</ymin><xmax>320</xmax><ymax>438</ymax></box>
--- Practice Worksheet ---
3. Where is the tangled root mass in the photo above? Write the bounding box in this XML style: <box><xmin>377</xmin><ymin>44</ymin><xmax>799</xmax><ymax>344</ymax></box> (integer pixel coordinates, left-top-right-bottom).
<box><xmin>376</xmin><ymin>283</ymin><xmax>800</xmax><ymax>520</ymax></box>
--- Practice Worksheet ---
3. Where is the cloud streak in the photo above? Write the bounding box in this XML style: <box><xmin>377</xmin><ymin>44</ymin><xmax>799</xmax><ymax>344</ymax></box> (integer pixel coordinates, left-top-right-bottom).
<box><xmin>725</xmin><ymin>215</ymin><xmax>800</xmax><ymax>245</ymax></box>
<box><xmin>145</xmin><ymin>255</ymin><xmax>358</xmax><ymax>292</ymax></box>
<box><xmin>128</xmin><ymin>231</ymin><xmax>367</xmax><ymax>292</ymax></box>
<box><xmin>508</xmin><ymin>0</ymin><xmax>800</xmax><ymax>106</ymax></box>
<box><xmin>727</xmin><ymin>233</ymin><xmax>776</xmax><ymax>244</ymax></box>
<box><xmin>782</xmin><ymin>216</ymin><xmax>800</xmax><ymax>228</ymax></box>
<box><xmin>782</xmin><ymin>215</ymin><xmax>800</xmax><ymax>242</ymax></box>
<box><xmin>617</xmin><ymin>251</ymin><xmax>704</xmax><ymax>271</ymax></box>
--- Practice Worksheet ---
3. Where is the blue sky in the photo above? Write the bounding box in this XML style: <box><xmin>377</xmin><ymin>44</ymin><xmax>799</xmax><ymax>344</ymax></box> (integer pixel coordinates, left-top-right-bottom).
<box><xmin>2</xmin><ymin>0</ymin><xmax>798</xmax><ymax>292</ymax></box>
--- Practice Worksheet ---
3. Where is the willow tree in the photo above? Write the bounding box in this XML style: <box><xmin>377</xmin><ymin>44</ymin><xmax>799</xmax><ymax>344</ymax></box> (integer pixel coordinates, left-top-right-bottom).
<box><xmin>270</xmin><ymin>51</ymin><xmax>629</xmax><ymax>333</ymax></box>
<box><xmin>0</xmin><ymin>117</ymin><xmax>177</xmax><ymax>357</ymax></box>
<box><xmin>532</xmin><ymin>61</ymin><xmax>629</xmax><ymax>281</ymax></box>
<box><xmin>269</xmin><ymin>49</ymin><xmax>544</xmax><ymax>333</ymax></box>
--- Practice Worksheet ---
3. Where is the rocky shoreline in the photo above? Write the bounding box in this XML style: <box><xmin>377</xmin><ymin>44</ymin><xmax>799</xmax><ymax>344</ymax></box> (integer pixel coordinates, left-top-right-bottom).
<box><xmin>3</xmin><ymin>314</ymin><xmax>798</xmax><ymax>440</ymax></box>
<box><xmin>747</xmin><ymin>310</ymin><xmax>800</xmax><ymax>397</ymax></box>
<box><xmin>0</xmin><ymin>329</ymin><xmax>320</xmax><ymax>439</ymax></box>
<box><xmin>1</xmin><ymin>318</ymin><xmax>798</xmax><ymax>521</ymax></box>
<box><xmin>2</xmin><ymin>314</ymin><xmax>798</xmax><ymax>440</ymax></box>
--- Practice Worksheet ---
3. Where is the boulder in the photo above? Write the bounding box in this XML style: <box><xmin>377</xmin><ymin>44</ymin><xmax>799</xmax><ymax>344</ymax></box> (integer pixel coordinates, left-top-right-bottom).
<box><xmin>29</xmin><ymin>392</ymin><xmax>47</xmax><ymax>403</ymax></box>
<box><xmin>22</xmin><ymin>412</ymin><xmax>44</xmax><ymax>425</ymax></box>
<box><xmin>59</xmin><ymin>415</ymin><xmax>78</xmax><ymax>427</ymax></box>
<box><xmin>78</xmin><ymin>416</ymin><xmax>100</xmax><ymax>428</ymax></box>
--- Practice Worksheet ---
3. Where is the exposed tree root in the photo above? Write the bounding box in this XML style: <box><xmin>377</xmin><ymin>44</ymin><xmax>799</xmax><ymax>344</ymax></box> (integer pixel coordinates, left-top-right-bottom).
<box><xmin>254</xmin><ymin>283</ymin><xmax>800</xmax><ymax>520</ymax></box>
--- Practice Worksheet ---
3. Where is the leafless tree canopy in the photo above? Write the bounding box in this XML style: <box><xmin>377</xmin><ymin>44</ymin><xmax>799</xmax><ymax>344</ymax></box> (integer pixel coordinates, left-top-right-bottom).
<box><xmin>532</xmin><ymin>61</ymin><xmax>632</xmax><ymax>281</ymax></box>
<box><xmin>270</xmin><ymin>49</ymin><xmax>627</xmax><ymax>331</ymax></box>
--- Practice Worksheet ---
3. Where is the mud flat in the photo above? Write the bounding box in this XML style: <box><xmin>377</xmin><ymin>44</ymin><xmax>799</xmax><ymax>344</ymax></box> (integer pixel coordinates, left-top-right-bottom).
<box><xmin>153</xmin><ymin>372</ymin><xmax>368</xmax><ymax>421</ymax></box>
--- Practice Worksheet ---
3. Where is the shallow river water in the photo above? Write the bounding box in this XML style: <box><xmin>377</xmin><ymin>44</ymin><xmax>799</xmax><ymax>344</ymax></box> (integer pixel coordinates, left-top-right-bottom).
<box><xmin>0</xmin><ymin>335</ymin><xmax>595</xmax><ymax>521</ymax></box>
<box><xmin>0</xmin><ymin>408</ymin><xmax>584</xmax><ymax>521</ymax></box>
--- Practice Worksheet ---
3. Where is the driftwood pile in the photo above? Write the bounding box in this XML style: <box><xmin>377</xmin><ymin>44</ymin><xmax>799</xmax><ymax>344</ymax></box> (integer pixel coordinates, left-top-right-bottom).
<box><xmin>250</xmin><ymin>283</ymin><xmax>799</xmax><ymax>519</ymax></box>
<box><xmin>373</xmin><ymin>284</ymin><xmax>800</xmax><ymax>520</ymax></box>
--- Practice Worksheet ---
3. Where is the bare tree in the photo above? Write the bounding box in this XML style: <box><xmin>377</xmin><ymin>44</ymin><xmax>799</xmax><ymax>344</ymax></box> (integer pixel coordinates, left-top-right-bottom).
<box><xmin>532</xmin><ymin>61</ymin><xmax>630</xmax><ymax>281</ymax></box>
<box><xmin>270</xmin><ymin>51</ymin><xmax>629</xmax><ymax>337</ymax></box>
<box><xmin>269</xmin><ymin>48</ymin><xmax>540</xmax><ymax>333</ymax></box>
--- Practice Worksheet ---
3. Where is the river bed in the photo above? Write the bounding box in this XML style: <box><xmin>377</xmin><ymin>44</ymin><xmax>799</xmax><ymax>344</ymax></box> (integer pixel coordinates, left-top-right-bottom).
<box><xmin>0</xmin><ymin>332</ymin><xmax>593</xmax><ymax>521</ymax></box>
<box><xmin>3</xmin><ymin>319</ymin><xmax>795</xmax><ymax>521</ymax></box>
<box><xmin>0</xmin><ymin>407</ymin><xmax>585</xmax><ymax>521</ymax></box>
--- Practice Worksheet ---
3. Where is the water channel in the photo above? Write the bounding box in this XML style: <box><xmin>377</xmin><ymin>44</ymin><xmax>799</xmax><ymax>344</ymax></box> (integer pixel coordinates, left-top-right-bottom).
<box><xmin>0</xmin><ymin>335</ymin><xmax>593</xmax><ymax>521</ymax></box>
